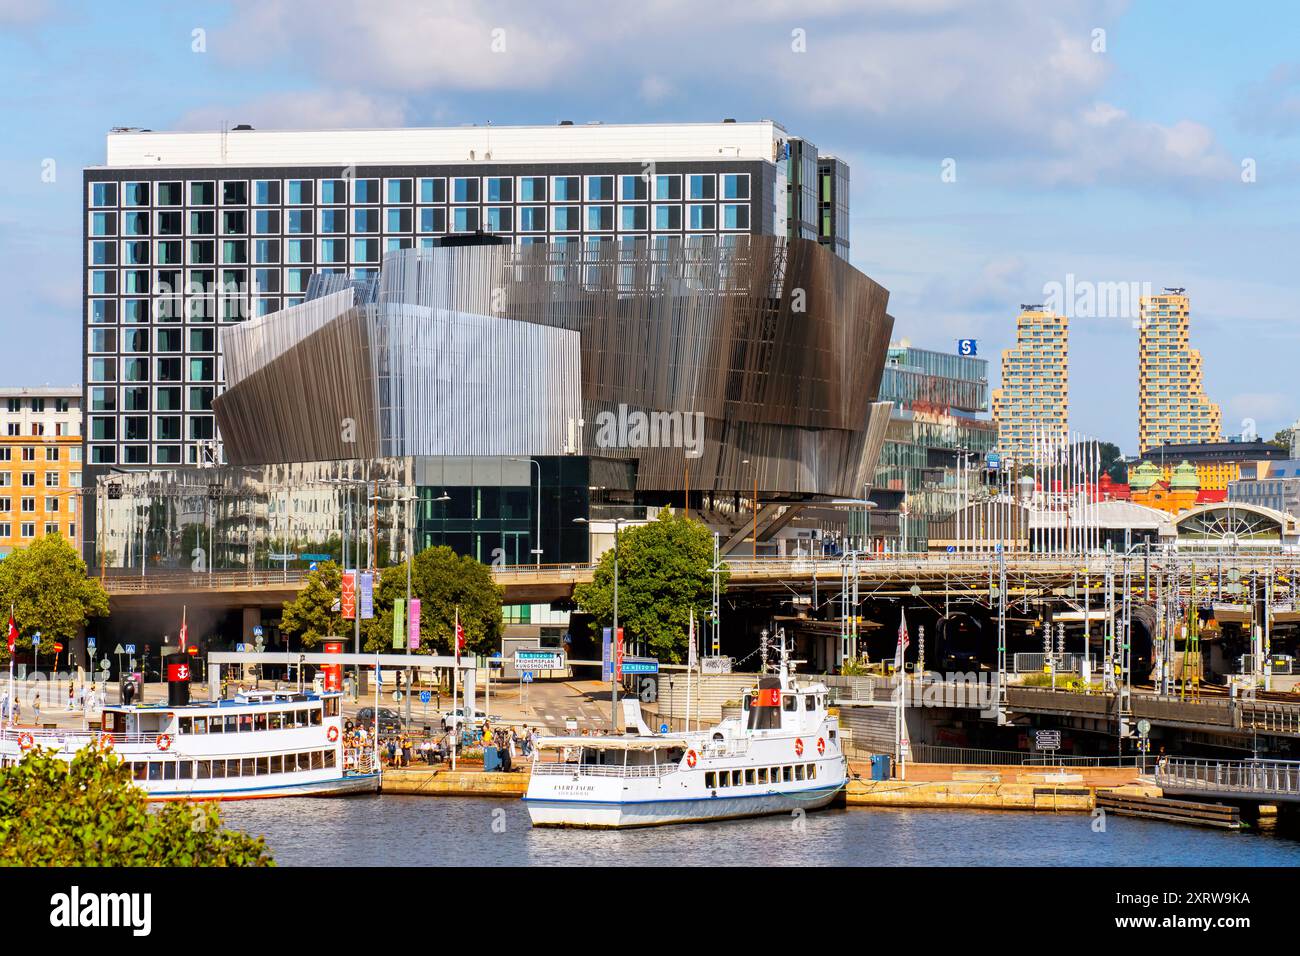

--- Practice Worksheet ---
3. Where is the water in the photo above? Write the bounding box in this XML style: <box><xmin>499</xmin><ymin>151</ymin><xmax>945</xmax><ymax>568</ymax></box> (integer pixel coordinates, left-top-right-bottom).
<box><xmin>220</xmin><ymin>796</ymin><xmax>1300</xmax><ymax>866</ymax></box>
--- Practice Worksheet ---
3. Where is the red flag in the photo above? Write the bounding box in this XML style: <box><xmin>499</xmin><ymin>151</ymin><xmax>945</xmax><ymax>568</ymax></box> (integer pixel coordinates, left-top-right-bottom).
<box><xmin>6</xmin><ymin>612</ymin><xmax>15</xmax><ymax>655</ymax></box>
<box><xmin>179</xmin><ymin>621</ymin><xmax>188</xmax><ymax>653</ymax></box>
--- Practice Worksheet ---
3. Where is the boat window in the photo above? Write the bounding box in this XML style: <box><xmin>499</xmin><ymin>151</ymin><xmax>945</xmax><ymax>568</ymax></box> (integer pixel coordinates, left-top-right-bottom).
<box><xmin>742</xmin><ymin>694</ymin><xmax>752</xmax><ymax>711</ymax></box>
<box><xmin>808</xmin><ymin>763</ymin><xmax>816</xmax><ymax>780</ymax></box>
<box><xmin>163</xmin><ymin>762</ymin><xmax>177</xmax><ymax>781</ymax></box>
<box><xmin>197</xmin><ymin>761</ymin><xmax>211</xmax><ymax>779</ymax></box>
<box><xmin>745</xmin><ymin>768</ymin><xmax>755</xmax><ymax>785</ymax></box>
<box><xmin>269</xmin><ymin>712</ymin><xmax>284</xmax><ymax>730</ymax></box>
<box><xmin>310</xmin><ymin>708</ymin><xmax>322</xmax><ymax>726</ymax></box>
<box><xmin>132</xmin><ymin>762</ymin><xmax>147</xmax><ymax>781</ymax></box>
<box><xmin>784</xmin><ymin>695</ymin><xmax>798</xmax><ymax>712</ymax></box>
<box><xmin>148</xmin><ymin>762</ymin><xmax>163</xmax><ymax>781</ymax></box>
<box><xmin>178</xmin><ymin>761</ymin><xmax>192</xmax><ymax>779</ymax></box>
<box><xmin>783</xmin><ymin>766</ymin><xmax>792</xmax><ymax>782</ymax></box>
<box><xmin>178</xmin><ymin>717</ymin><xmax>192</xmax><ymax>734</ymax></box>
<box><xmin>828</xmin><ymin>729</ymin><xmax>836</xmax><ymax>740</ymax></box>
<box><xmin>324</xmin><ymin>697</ymin><xmax>340</xmax><ymax>717</ymax></box>
<box><xmin>254</xmin><ymin>713</ymin><xmax>268</xmax><ymax>732</ymax></box>
<box><xmin>227</xmin><ymin>759</ymin><xmax>241</xmax><ymax>778</ymax></box>
<box><xmin>758</xmin><ymin>767</ymin><xmax>768</xmax><ymax>784</ymax></box>
<box><xmin>804</xmin><ymin>695</ymin><xmax>815</xmax><ymax>711</ymax></box>
<box><xmin>211</xmin><ymin>760</ymin><xmax>226</xmax><ymax>779</ymax></box>
<box><xmin>239</xmin><ymin>714</ymin><xmax>254</xmax><ymax>733</ymax></box>
<box><xmin>256</xmin><ymin>757</ymin><xmax>269</xmax><ymax>775</ymax></box>
<box><xmin>705</xmin><ymin>772</ymin><xmax>716</xmax><ymax>788</ymax></box>
<box><xmin>324</xmin><ymin>750</ymin><xmax>336</xmax><ymax>768</ymax></box>
<box><xmin>717</xmin><ymin>770</ymin><xmax>729</xmax><ymax>788</ymax></box>
<box><xmin>795</xmin><ymin>765</ymin><xmax>805</xmax><ymax>781</ymax></box>
<box><xmin>241</xmin><ymin>758</ymin><xmax>255</xmax><ymax>777</ymax></box>
<box><xmin>104</xmin><ymin>712</ymin><xmax>127</xmax><ymax>734</ymax></box>
<box><xmin>311</xmin><ymin>751</ymin><xmax>323</xmax><ymax>770</ymax></box>
<box><xmin>296</xmin><ymin>709</ymin><xmax>309</xmax><ymax>728</ymax></box>
<box><xmin>270</xmin><ymin>754</ymin><xmax>283</xmax><ymax>774</ymax></box>
<box><xmin>192</xmin><ymin>717</ymin><xmax>207</xmax><ymax>735</ymax></box>
<box><xmin>224</xmin><ymin>715</ymin><xmax>238</xmax><ymax>734</ymax></box>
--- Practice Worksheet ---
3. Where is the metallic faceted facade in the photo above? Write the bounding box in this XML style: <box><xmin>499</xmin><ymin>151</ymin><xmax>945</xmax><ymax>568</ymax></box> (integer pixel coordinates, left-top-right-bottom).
<box><xmin>215</xmin><ymin>236</ymin><xmax>893</xmax><ymax>499</ymax></box>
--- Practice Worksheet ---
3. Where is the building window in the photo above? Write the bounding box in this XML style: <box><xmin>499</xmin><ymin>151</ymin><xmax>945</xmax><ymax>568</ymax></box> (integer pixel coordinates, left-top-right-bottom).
<box><xmin>722</xmin><ymin>174</ymin><xmax>750</xmax><ymax>200</ymax></box>
<box><xmin>518</xmin><ymin>177</ymin><xmax>546</xmax><ymax>202</ymax></box>
<box><xmin>485</xmin><ymin>177</ymin><xmax>513</xmax><ymax>203</ymax></box>
<box><xmin>586</xmin><ymin>176</ymin><xmax>614</xmax><ymax>202</ymax></box>
<box><xmin>385</xmin><ymin>178</ymin><xmax>412</xmax><ymax>204</ymax></box>
<box><xmin>654</xmin><ymin>175</ymin><xmax>682</xmax><ymax>201</ymax></box>
<box><xmin>687</xmin><ymin>204</ymin><xmax>716</xmax><ymax>230</ymax></box>
<box><xmin>586</xmin><ymin>206</ymin><xmax>614</xmax><ymax>232</ymax></box>
<box><xmin>417</xmin><ymin>208</ymin><xmax>446</xmax><ymax>234</ymax></box>
<box><xmin>722</xmin><ymin>204</ymin><xmax>750</xmax><ymax>230</ymax></box>
<box><xmin>352</xmin><ymin>178</ymin><xmax>379</xmax><ymax>204</ymax></box>
<box><xmin>552</xmin><ymin>206</ymin><xmax>580</xmax><ymax>232</ymax></box>
<box><xmin>287</xmin><ymin>180</ymin><xmax>314</xmax><ymax>204</ymax></box>
<box><xmin>451</xmin><ymin>208</ymin><xmax>479</xmax><ymax>233</ymax></box>
<box><xmin>653</xmin><ymin>205</ymin><xmax>682</xmax><ymax>230</ymax></box>
<box><xmin>418</xmin><ymin>178</ymin><xmax>446</xmax><ymax>204</ymax></box>
<box><xmin>451</xmin><ymin>178</ymin><xmax>479</xmax><ymax>204</ymax></box>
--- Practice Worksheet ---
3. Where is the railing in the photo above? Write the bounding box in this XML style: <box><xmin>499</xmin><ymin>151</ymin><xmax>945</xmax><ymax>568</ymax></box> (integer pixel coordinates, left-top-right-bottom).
<box><xmin>1157</xmin><ymin>757</ymin><xmax>1300</xmax><ymax>798</ymax></box>
<box><xmin>1011</xmin><ymin>653</ymin><xmax>1096</xmax><ymax>674</ymax></box>
<box><xmin>102</xmin><ymin>569</ymin><xmax>309</xmax><ymax>592</ymax></box>
<box><xmin>0</xmin><ymin>728</ymin><xmax>157</xmax><ymax>747</ymax></box>
<box><xmin>530</xmin><ymin>761</ymin><xmax>678</xmax><ymax>778</ymax></box>
<box><xmin>910</xmin><ymin>744</ymin><xmax>1140</xmax><ymax>767</ymax></box>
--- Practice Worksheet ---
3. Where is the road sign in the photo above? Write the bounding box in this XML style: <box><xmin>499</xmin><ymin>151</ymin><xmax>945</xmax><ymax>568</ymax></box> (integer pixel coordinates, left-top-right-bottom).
<box><xmin>124</xmin><ymin>644</ymin><xmax>136</xmax><ymax>655</ymax></box>
<box><xmin>946</xmin><ymin>545</ymin><xmax>956</xmax><ymax>554</ymax></box>
<box><xmin>419</xmin><ymin>690</ymin><xmax>432</xmax><ymax>704</ymax></box>
<box><xmin>521</xmin><ymin>672</ymin><xmax>534</xmax><ymax>684</ymax></box>
<box><xmin>1137</xmin><ymin>719</ymin><xmax>1151</xmax><ymax>737</ymax></box>
<box><xmin>659</xmin><ymin>723</ymin><xmax>669</xmax><ymax>734</ymax></box>
<box><xmin>621</xmin><ymin>657</ymin><xmax>659</xmax><ymax>675</ymax></box>
<box><xmin>514</xmin><ymin>649</ymin><xmax>565</xmax><ymax>671</ymax></box>
<box><xmin>87</xmin><ymin>637</ymin><xmax>96</xmax><ymax>648</ymax></box>
<box><xmin>309</xmin><ymin>562</ymin><xmax>318</xmax><ymax>572</ymax></box>
<box><xmin>300</xmin><ymin>553</ymin><xmax>331</xmax><ymax>561</ymax></box>
<box><xmin>114</xmin><ymin>643</ymin><xmax>125</xmax><ymax>655</ymax></box>
<box><xmin>31</xmin><ymin>635</ymin><xmax>39</xmax><ymax>646</ymax></box>
<box><xmin>1034</xmin><ymin>729</ymin><xmax>1062</xmax><ymax>751</ymax></box>
<box><xmin>268</xmin><ymin>553</ymin><xmax>298</xmax><ymax>562</ymax></box>
<box><xmin>957</xmin><ymin>338</ymin><xmax>978</xmax><ymax>356</ymax></box>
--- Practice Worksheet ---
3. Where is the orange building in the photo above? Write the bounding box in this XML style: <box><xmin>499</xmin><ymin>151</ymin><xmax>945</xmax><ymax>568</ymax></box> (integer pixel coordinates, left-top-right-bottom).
<box><xmin>0</xmin><ymin>387</ymin><xmax>82</xmax><ymax>558</ymax></box>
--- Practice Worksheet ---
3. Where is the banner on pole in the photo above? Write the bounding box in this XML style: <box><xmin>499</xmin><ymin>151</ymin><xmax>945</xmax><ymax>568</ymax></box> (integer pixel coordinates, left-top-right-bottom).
<box><xmin>392</xmin><ymin>598</ymin><xmax>405</xmax><ymax>650</ymax></box>
<box><xmin>408</xmin><ymin>598</ymin><xmax>421</xmax><ymax>651</ymax></box>
<box><xmin>359</xmin><ymin>571</ymin><xmax>375</xmax><ymax>619</ymax></box>
<box><xmin>341</xmin><ymin>572</ymin><xmax>356</xmax><ymax>620</ymax></box>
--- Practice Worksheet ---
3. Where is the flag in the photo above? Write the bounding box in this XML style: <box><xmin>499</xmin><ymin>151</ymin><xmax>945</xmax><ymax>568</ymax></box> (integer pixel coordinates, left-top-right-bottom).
<box><xmin>895</xmin><ymin>608</ymin><xmax>909</xmax><ymax>673</ymax></box>
<box><xmin>454</xmin><ymin>607</ymin><xmax>465</xmax><ymax>663</ymax></box>
<box><xmin>179</xmin><ymin>606</ymin><xmax>188</xmax><ymax>653</ymax></box>
<box><xmin>6</xmin><ymin>608</ymin><xmax>15</xmax><ymax>655</ymax></box>
<box><xmin>408</xmin><ymin>598</ymin><xmax>421</xmax><ymax>651</ymax></box>
<box><xmin>687</xmin><ymin>611</ymin><xmax>698</xmax><ymax>669</ymax></box>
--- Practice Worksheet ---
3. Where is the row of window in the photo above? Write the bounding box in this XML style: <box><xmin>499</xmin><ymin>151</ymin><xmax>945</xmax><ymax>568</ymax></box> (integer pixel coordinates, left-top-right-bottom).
<box><xmin>0</xmin><ymin>447</ymin><xmax>65</xmax><ymax>462</ymax></box>
<box><xmin>3</xmin><ymin>398</ymin><xmax>72</xmax><ymax>413</ymax></box>
<box><xmin>90</xmin><ymin>328</ymin><xmax>216</xmax><ymax>353</ymax></box>
<box><xmin>177</xmin><ymin>703</ymin><xmax>333</xmax><ymax>735</ymax></box>
<box><xmin>0</xmin><ymin>496</ymin><xmax>73</xmax><ymax>511</ymax></box>
<box><xmin>2</xmin><ymin>423</ymin><xmax>75</xmax><ymax>437</ymax></box>
<box><xmin>127</xmin><ymin>749</ymin><xmax>336</xmax><ymax>783</ymax></box>
<box><xmin>91</xmin><ymin>200</ymin><xmax>753</xmax><ymax>239</ymax></box>
<box><xmin>91</xmin><ymin>174</ymin><xmax>753</xmax><ymax>210</ymax></box>
<box><xmin>89</xmin><ymin>416</ymin><xmax>213</xmax><ymax>443</ymax></box>
<box><xmin>0</xmin><ymin>522</ymin><xmax>71</xmax><ymax>540</ymax></box>
<box><xmin>703</xmin><ymin>763</ymin><xmax>819</xmax><ymax>789</ymax></box>
<box><xmin>88</xmin><ymin>357</ymin><xmax>216</xmax><ymax>383</ymax></box>
<box><xmin>0</xmin><ymin>472</ymin><xmax>80</xmax><ymax>489</ymax></box>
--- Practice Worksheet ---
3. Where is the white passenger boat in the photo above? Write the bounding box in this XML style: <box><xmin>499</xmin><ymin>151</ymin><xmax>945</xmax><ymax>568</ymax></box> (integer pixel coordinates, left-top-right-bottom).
<box><xmin>524</xmin><ymin>638</ymin><xmax>847</xmax><ymax>828</ymax></box>
<box><xmin>0</xmin><ymin>689</ymin><xmax>381</xmax><ymax>801</ymax></box>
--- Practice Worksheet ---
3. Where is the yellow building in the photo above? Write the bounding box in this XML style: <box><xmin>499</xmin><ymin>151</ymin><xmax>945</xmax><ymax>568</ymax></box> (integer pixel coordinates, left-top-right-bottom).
<box><xmin>1137</xmin><ymin>290</ymin><xmax>1221</xmax><ymax>453</ymax></box>
<box><xmin>991</xmin><ymin>307</ymin><xmax>1068</xmax><ymax>458</ymax></box>
<box><xmin>0</xmin><ymin>387</ymin><xmax>82</xmax><ymax>558</ymax></box>
<box><xmin>1131</xmin><ymin>460</ymin><xmax>1201</xmax><ymax>514</ymax></box>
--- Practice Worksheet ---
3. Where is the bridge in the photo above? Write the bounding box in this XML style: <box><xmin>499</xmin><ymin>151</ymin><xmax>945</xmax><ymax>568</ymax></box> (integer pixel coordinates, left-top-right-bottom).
<box><xmin>1157</xmin><ymin>757</ymin><xmax>1300</xmax><ymax>804</ymax></box>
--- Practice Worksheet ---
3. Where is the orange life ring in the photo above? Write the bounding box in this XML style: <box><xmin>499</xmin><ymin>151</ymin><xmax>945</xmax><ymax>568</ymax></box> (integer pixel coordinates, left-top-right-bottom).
<box><xmin>327</xmin><ymin>725</ymin><xmax>340</xmax><ymax>742</ymax></box>
<box><xmin>817</xmin><ymin>737</ymin><xmax>826</xmax><ymax>756</ymax></box>
<box><xmin>97</xmin><ymin>733</ymin><xmax>114</xmax><ymax>751</ymax></box>
<box><xmin>156</xmin><ymin>734</ymin><xmax>173</xmax><ymax>752</ymax></box>
<box><xmin>17</xmin><ymin>733</ymin><xmax>34</xmax><ymax>751</ymax></box>
<box><xmin>794</xmin><ymin>737</ymin><xmax>804</xmax><ymax>757</ymax></box>
<box><xmin>685</xmin><ymin>749</ymin><xmax>697</xmax><ymax>768</ymax></box>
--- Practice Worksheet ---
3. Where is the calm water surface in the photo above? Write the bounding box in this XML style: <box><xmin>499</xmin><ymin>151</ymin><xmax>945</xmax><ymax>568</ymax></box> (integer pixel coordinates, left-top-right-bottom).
<box><xmin>221</xmin><ymin>796</ymin><xmax>1300</xmax><ymax>866</ymax></box>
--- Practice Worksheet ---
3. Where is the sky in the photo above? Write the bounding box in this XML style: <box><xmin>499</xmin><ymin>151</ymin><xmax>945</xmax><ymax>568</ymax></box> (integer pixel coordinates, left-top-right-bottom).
<box><xmin>1</xmin><ymin>0</ymin><xmax>1297</xmax><ymax>455</ymax></box>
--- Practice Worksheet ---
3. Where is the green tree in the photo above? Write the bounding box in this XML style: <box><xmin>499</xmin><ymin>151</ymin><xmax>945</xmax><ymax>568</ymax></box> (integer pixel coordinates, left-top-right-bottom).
<box><xmin>0</xmin><ymin>535</ymin><xmax>109</xmax><ymax>666</ymax></box>
<box><xmin>1271</xmin><ymin>428</ymin><xmax>1293</xmax><ymax>452</ymax></box>
<box><xmin>361</xmin><ymin>546</ymin><xmax>503</xmax><ymax>656</ymax></box>
<box><xmin>572</xmin><ymin>510</ymin><xmax>726</xmax><ymax>663</ymax></box>
<box><xmin>0</xmin><ymin>747</ymin><xmax>272</xmax><ymax>866</ymax></box>
<box><xmin>278</xmin><ymin>560</ymin><xmax>345</xmax><ymax>648</ymax></box>
<box><xmin>1096</xmin><ymin>441</ymin><xmax>1128</xmax><ymax>483</ymax></box>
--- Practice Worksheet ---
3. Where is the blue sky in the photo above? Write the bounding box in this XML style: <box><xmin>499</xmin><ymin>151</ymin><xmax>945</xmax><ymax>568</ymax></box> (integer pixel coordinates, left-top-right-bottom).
<box><xmin>1</xmin><ymin>0</ymin><xmax>1297</xmax><ymax>454</ymax></box>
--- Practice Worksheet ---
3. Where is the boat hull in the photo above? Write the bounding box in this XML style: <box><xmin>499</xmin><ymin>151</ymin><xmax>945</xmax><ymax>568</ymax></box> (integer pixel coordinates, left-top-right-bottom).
<box><xmin>525</xmin><ymin>784</ymin><xmax>841</xmax><ymax>829</ymax></box>
<box><xmin>145</xmin><ymin>772</ymin><xmax>382</xmax><ymax>802</ymax></box>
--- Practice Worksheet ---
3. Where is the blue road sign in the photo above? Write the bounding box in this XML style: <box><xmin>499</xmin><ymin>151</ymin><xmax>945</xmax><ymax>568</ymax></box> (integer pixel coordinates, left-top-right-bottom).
<box><xmin>87</xmin><ymin>637</ymin><xmax>96</xmax><ymax>648</ymax></box>
<box><xmin>419</xmin><ymin>690</ymin><xmax>432</xmax><ymax>704</ymax></box>
<box><xmin>957</xmin><ymin>338</ymin><xmax>978</xmax><ymax>356</ymax></box>
<box><xmin>253</xmin><ymin>626</ymin><xmax>263</xmax><ymax>638</ymax></box>
<box><xmin>621</xmin><ymin>658</ymin><xmax>659</xmax><ymax>675</ymax></box>
<box><xmin>309</xmin><ymin>562</ymin><xmax>318</xmax><ymax>572</ymax></box>
<box><xmin>31</xmin><ymin>635</ymin><xmax>39</xmax><ymax>646</ymax></box>
<box><xmin>659</xmin><ymin>723</ymin><xmax>669</xmax><ymax>734</ymax></box>
<box><xmin>124</xmin><ymin>643</ymin><xmax>136</xmax><ymax>654</ymax></box>
<box><xmin>521</xmin><ymin>672</ymin><xmax>534</xmax><ymax>683</ymax></box>
<box><xmin>946</xmin><ymin>545</ymin><xmax>956</xmax><ymax>554</ymax></box>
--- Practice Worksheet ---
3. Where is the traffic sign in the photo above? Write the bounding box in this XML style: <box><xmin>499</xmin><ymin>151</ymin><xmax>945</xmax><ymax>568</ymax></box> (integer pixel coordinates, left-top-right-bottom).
<box><xmin>946</xmin><ymin>545</ymin><xmax>956</xmax><ymax>554</ymax></box>
<box><xmin>419</xmin><ymin>690</ymin><xmax>432</xmax><ymax>704</ymax></box>
<box><xmin>1137</xmin><ymin>719</ymin><xmax>1151</xmax><ymax>738</ymax></box>
<box><xmin>659</xmin><ymin>723</ymin><xmax>669</xmax><ymax>734</ymax></box>
<box><xmin>1034</xmin><ymin>729</ymin><xmax>1062</xmax><ymax>751</ymax></box>
<box><xmin>114</xmin><ymin>643</ymin><xmax>125</xmax><ymax>655</ymax></box>
<box><xmin>124</xmin><ymin>644</ymin><xmax>136</xmax><ymax>655</ymax></box>
<box><xmin>300</xmin><ymin>553</ymin><xmax>331</xmax><ymax>561</ymax></box>
<box><xmin>309</xmin><ymin>562</ymin><xmax>318</xmax><ymax>572</ymax></box>
<box><xmin>87</xmin><ymin>637</ymin><xmax>96</xmax><ymax>648</ymax></box>
<box><xmin>621</xmin><ymin>657</ymin><xmax>659</xmax><ymax>675</ymax></box>
<box><xmin>957</xmin><ymin>338</ymin><xmax>978</xmax><ymax>356</ymax></box>
<box><xmin>514</xmin><ymin>649</ymin><xmax>565</xmax><ymax>670</ymax></box>
<box><xmin>521</xmin><ymin>672</ymin><xmax>534</xmax><ymax>683</ymax></box>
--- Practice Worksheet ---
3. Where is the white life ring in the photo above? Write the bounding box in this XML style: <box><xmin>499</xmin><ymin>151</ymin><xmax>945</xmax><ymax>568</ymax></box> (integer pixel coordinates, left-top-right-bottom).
<box><xmin>17</xmin><ymin>732</ymin><xmax>34</xmax><ymax>752</ymax></box>
<box><xmin>327</xmin><ymin>725</ymin><xmax>340</xmax><ymax>743</ymax></box>
<box><xmin>156</xmin><ymin>733</ymin><xmax>173</xmax><ymax>752</ymax></box>
<box><xmin>794</xmin><ymin>737</ymin><xmax>804</xmax><ymax>757</ymax></box>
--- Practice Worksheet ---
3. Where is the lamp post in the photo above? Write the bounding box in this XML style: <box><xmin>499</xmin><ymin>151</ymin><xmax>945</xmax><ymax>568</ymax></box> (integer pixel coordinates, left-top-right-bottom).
<box><xmin>742</xmin><ymin>458</ymin><xmax>757</xmax><ymax>558</ymax></box>
<box><xmin>575</xmin><ymin>515</ymin><xmax>622</xmax><ymax>732</ymax></box>
<box><xmin>509</xmin><ymin>457</ymin><xmax>543</xmax><ymax>566</ymax></box>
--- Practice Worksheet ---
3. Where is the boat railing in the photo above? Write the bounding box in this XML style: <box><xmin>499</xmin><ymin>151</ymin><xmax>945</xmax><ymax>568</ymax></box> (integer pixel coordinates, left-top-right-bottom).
<box><xmin>701</xmin><ymin>738</ymin><xmax>750</xmax><ymax>759</ymax></box>
<box><xmin>345</xmin><ymin>748</ymin><xmax>377</xmax><ymax>774</ymax></box>
<box><xmin>531</xmin><ymin>761</ymin><xmax>679</xmax><ymax>778</ymax></box>
<box><xmin>0</xmin><ymin>728</ymin><xmax>158</xmax><ymax>747</ymax></box>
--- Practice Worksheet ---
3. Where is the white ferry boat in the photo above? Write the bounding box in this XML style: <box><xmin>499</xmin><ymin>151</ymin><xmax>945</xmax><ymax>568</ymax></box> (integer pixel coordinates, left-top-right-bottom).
<box><xmin>524</xmin><ymin>637</ymin><xmax>847</xmax><ymax>828</ymax></box>
<box><xmin>0</xmin><ymin>689</ymin><xmax>381</xmax><ymax>801</ymax></box>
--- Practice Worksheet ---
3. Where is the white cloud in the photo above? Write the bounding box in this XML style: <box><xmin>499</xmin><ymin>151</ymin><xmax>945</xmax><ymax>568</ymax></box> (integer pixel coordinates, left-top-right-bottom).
<box><xmin>174</xmin><ymin>89</ymin><xmax>410</xmax><ymax>131</ymax></box>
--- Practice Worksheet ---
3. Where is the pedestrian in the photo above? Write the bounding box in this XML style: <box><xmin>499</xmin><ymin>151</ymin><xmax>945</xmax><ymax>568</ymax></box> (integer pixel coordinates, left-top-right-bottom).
<box><xmin>67</xmin><ymin>684</ymin><xmax>74</xmax><ymax>711</ymax></box>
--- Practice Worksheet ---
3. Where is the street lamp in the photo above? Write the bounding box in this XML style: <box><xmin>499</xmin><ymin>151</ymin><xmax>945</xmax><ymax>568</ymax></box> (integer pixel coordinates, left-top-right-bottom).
<box><xmin>575</xmin><ymin>515</ymin><xmax>622</xmax><ymax>732</ymax></box>
<box><xmin>509</xmin><ymin>458</ymin><xmax>543</xmax><ymax>566</ymax></box>
<box><xmin>742</xmin><ymin>458</ymin><xmax>757</xmax><ymax>558</ymax></box>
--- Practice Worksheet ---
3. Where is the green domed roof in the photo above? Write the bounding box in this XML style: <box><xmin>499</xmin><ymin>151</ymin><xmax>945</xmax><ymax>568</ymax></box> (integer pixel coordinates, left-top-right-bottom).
<box><xmin>1170</xmin><ymin>460</ymin><xmax>1200</xmax><ymax>490</ymax></box>
<box><xmin>1129</xmin><ymin>461</ymin><xmax>1161</xmax><ymax>490</ymax></box>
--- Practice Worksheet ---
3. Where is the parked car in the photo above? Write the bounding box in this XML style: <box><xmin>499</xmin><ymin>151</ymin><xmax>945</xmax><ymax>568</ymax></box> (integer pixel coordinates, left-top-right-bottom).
<box><xmin>354</xmin><ymin>706</ymin><xmax>404</xmax><ymax>734</ymax></box>
<box><xmin>439</xmin><ymin>707</ymin><xmax>490</xmax><ymax>730</ymax></box>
